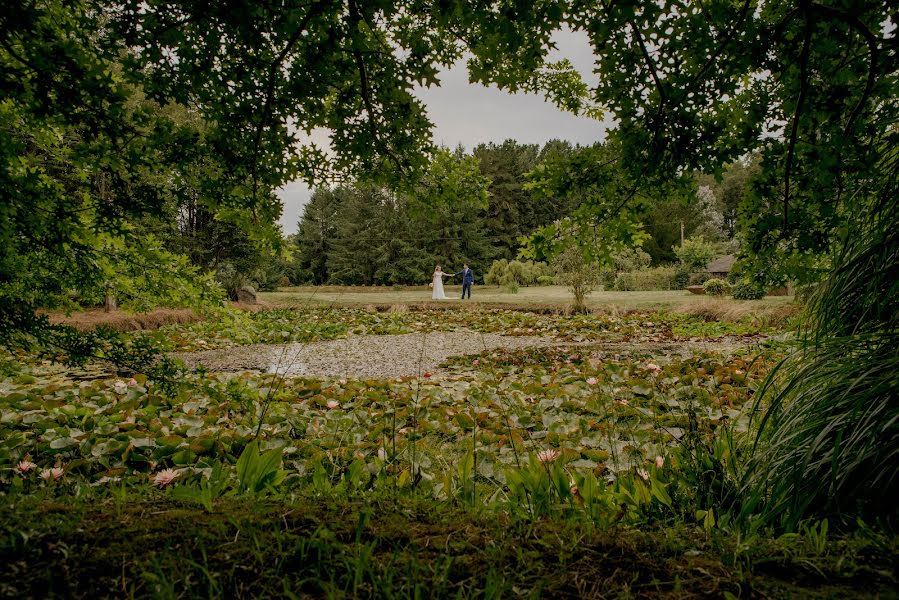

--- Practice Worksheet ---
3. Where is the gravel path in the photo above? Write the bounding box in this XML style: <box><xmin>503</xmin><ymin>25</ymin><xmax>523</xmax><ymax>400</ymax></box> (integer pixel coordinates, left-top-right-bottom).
<box><xmin>175</xmin><ymin>331</ymin><xmax>559</xmax><ymax>379</ymax></box>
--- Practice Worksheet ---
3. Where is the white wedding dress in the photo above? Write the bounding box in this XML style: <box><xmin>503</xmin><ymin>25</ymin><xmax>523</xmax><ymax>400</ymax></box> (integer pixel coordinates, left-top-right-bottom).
<box><xmin>432</xmin><ymin>271</ymin><xmax>449</xmax><ymax>300</ymax></box>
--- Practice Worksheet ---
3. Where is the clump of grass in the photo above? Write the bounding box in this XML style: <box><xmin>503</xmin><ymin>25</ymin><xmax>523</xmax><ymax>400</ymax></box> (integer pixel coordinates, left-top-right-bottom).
<box><xmin>48</xmin><ymin>307</ymin><xmax>203</xmax><ymax>332</ymax></box>
<box><xmin>743</xmin><ymin>172</ymin><xmax>899</xmax><ymax>529</ymax></box>
<box><xmin>3</xmin><ymin>491</ymin><xmax>895</xmax><ymax>599</ymax></box>
<box><xmin>674</xmin><ymin>298</ymin><xmax>799</xmax><ymax>328</ymax></box>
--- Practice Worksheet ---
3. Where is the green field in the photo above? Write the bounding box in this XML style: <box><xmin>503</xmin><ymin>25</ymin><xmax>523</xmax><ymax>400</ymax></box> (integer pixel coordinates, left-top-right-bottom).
<box><xmin>264</xmin><ymin>285</ymin><xmax>794</xmax><ymax>310</ymax></box>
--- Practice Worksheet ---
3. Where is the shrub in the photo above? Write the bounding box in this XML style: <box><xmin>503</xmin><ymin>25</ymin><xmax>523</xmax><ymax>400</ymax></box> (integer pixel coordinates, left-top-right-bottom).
<box><xmin>536</xmin><ymin>275</ymin><xmax>554</xmax><ymax>286</ymax></box>
<box><xmin>731</xmin><ymin>279</ymin><xmax>766</xmax><ymax>300</ymax></box>
<box><xmin>689</xmin><ymin>272</ymin><xmax>712</xmax><ymax>286</ymax></box>
<box><xmin>632</xmin><ymin>267</ymin><xmax>678</xmax><ymax>290</ymax></box>
<box><xmin>551</xmin><ymin>245</ymin><xmax>600</xmax><ymax>313</ymax></box>
<box><xmin>501</xmin><ymin>275</ymin><xmax>519</xmax><ymax>293</ymax></box>
<box><xmin>486</xmin><ymin>259</ymin><xmax>551</xmax><ymax>286</ymax></box>
<box><xmin>485</xmin><ymin>259</ymin><xmax>508</xmax><ymax>285</ymax></box>
<box><xmin>703</xmin><ymin>278</ymin><xmax>731</xmax><ymax>296</ymax></box>
<box><xmin>277</xmin><ymin>276</ymin><xmax>292</xmax><ymax>288</ymax></box>
<box><xmin>674</xmin><ymin>267</ymin><xmax>690</xmax><ymax>289</ymax></box>
<box><xmin>599</xmin><ymin>269</ymin><xmax>616</xmax><ymax>290</ymax></box>
<box><xmin>506</xmin><ymin>260</ymin><xmax>525</xmax><ymax>285</ymax></box>
<box><xmin>613</xmin><ymin>272</ymin><xmax>633</xmax><ymax>291</ymax></box>
<box><xmin>612</xmin><ymin>247</ymin><xmax>652</xmax><ymax>272</ymax></box>
<box><xmin>216</xmin><ymin>263</ymin><xmax>249</xmax><ymax>300</ymax></box>
<box><xmin>674</xmin><ymin>237</ymin><xmax>717</xmax><ymax>272</ymax></box>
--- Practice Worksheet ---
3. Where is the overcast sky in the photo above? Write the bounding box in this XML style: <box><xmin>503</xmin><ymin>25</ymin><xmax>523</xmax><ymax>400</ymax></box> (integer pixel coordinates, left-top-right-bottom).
<box><xmin>276</xmin><ymin>29</ymin><xmax>610</xmax><ymax>235</ymax></box>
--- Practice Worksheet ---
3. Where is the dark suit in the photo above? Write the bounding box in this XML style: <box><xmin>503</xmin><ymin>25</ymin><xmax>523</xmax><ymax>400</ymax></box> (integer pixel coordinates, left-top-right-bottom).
<box><xmin>460</xmin><ymin>268</ymin><xmax>474</xmax><ymax>299</ymax></box>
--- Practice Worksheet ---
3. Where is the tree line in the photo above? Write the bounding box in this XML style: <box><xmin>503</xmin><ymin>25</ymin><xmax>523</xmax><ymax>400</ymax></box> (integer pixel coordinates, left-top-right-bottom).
<box><xmin>289</xmin><ymin>140</ymin><xmax>752</xmax><ymax>286</ymax></box>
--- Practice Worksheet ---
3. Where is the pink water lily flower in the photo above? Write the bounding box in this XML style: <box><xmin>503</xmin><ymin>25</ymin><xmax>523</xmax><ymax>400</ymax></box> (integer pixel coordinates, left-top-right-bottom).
<box><xmin>586</xmin><ymin>377</ymin><xmax>598</xmax><ymax>386</ymax></box>
<box><xmin>646</xmin><ymin>363</ymin><xmax>662</xmax><ymax>373</ymax></box>
<box><xmin>326</xmin><ymin>400</ymin><xmax>340</xmax><ymax>409</ymax></box>
<box><xmin>655</xmin><ymin>456</ymin><xmax>665</xmax><ymax>469</ymax></box>
<box><xmin>153</xmin><ymin>468</ymin><xmax>178</xmax><ymax>488</ymax></box>
<box><xmin>50</xmin><ymin>467</ymin><xmax>64</xmax><ymax>480</ymax></box>
<box><xmin>16</xmin><ymin>459</ymin><xmax>37</xmax><ymax>474</ymax></box>
<box><xmin>472</xmin><ymin>359</ymin><xmax>480</xmax><ymax>366</ymax></box>
<box><xmin>113</xmin><ymin>380</ymin><xmax>128</xmax><ymax>395</ymax></box>
<box><xmin>537</xmin><ymin>449</ymin><xmax>561</xmax><ymax>463</ymax></box>
<box><xmin>40</xmin><ymin>469</ymin><xmax>52</xmax><ymax>481</ymax></box>
<box><xmin>637</xmin><ymin>468</ymin><xmax>650</xmax><ymax>481</ymax></box>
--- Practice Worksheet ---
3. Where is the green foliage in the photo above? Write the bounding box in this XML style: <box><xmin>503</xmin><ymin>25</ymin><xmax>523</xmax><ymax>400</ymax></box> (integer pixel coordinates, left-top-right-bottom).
<box><xmin>215</xmin><ymin>263</ymin><xmax>251</xmax><ymax>301</ymax></box>
<box><xmin>484</xmin><ymin>259</ymin><xmax>508</xmax><ymax>286</ymax></box>
<box><xmin>235</xmin><ymin>441</ymin><xmax>285</xmax><ymax>495</ymax></box>
<box><xmin>675</xmin><ymin>238</ymin><xmax>717</xmax><ymax>273</ymax></box>
<box><xmin>484</xmin><ymin>259</ymin><xmax>552</xmax><ymax>287</ymax></box>
<box><xmin>731</xmin><ymin>280</ymin><xmax>766</xmax><ymax>301</ymax></box>
<box><xmin>703</xmin><ymin>279</ymin><xmax>731</xmax><ymax>297</ymax></box>
<box><xmin>292</xmin><ymin>151</ymin><xmax>494</xmax><ymax>286</ymax></box>
<box><xmin>524</xmin><ymin>142</ymin><xmax>652</xmax><ymax>265</ymax></box>
<box><xmin>612</xmin><ymin>247</ymin><xmax>653</xmax><ymax>272</ymax></box>
<box><xmin>698</xmin><ymin>156</ymin><xmax>762</xmax><ymax>240</ymax></box>
<box><xmin>548</xmin><ymin>238</ymin><xmax>601</xmax><ymax>313</ymax></box>
<box><xmin>473</xmin><ymin>139</ymin><xmax>576</xmax><ymax>260</ymax></box>
<box><xmin>612</xmin><ymin>268</ymin><xmax>679</xmax><ymax>292</ymax></box>
<box><xmin>743</xmin><ymin>192</ymin><xmax>899</xmax><ymax>528</ymax></box>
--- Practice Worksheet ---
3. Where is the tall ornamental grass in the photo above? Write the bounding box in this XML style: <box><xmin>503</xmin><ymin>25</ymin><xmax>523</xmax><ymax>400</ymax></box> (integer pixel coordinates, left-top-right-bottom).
<box><xmin>743</xmin><ymin>143</ymin><xmax>899</xmax><ymax>530</ymax></box>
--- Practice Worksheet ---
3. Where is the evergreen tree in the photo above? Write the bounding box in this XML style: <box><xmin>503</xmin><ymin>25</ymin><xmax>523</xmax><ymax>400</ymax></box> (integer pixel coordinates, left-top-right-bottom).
<box><xmin>293</xmin><ymin>189</ymin><xmax>341</xmax><ymax>284</ymax></box>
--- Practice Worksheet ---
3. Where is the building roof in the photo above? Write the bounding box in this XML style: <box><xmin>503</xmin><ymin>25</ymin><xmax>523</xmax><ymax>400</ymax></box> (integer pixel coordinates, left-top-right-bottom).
<box><xmin>705</xmin><ymin>254</ymin><xmax>736</xmax><ymax>273</ymax></box>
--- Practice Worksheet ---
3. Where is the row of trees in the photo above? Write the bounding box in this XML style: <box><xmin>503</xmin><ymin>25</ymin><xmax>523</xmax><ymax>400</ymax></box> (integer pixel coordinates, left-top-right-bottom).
<box><xmin>290</xmin><ymin>141</ymin><xmax>753</xmax><ymax>286</ymax></box>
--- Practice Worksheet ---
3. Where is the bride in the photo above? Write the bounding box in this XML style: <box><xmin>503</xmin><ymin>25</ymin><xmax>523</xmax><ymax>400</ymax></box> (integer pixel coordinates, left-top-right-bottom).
<box><xmin>430</xmin><ymin>265</ymin><xmax>453</xmax><ymax>300</ymax></box>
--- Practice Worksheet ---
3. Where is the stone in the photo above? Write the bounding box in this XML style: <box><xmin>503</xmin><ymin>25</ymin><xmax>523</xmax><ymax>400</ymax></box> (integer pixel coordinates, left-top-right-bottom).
<box><xmin>686</xmin><ymin>285</ymin><xmax>705</xmax><ymax>295</ymax></box>
<box><xmin>236</xmin><ymin>285</ymin><xmax>257</xmax><ymax>304</ymax></box>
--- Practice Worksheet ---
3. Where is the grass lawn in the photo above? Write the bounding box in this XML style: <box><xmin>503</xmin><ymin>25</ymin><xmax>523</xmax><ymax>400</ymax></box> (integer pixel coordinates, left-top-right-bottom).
<box><xmin>263</xmin><ymin>285</ymin><xmax>794</xmax><ymax>311</ymax></box>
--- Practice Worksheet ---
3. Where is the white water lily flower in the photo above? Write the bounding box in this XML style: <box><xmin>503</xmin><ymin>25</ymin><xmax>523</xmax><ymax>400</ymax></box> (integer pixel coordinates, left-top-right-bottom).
<box><xmin>153</xmin><ymin>469</ymin><xmax>178</xmax><ymax>488</ymax></box>
<box><xmin>16</xmin><ymin>460</ymin><xmax>37</xmax><ymax>474</ymax></box>
<box><xmin>537</xmin><ymin>449</ymin><xmax>561</xmax><ymax>463</ymax></box>
<box><xmin>113</xmin><ymin>380</ymin><xmax>128</xmax><ymax>395</ymax></box>
<box><xmin>637</xmin><ymin>468</ymin><xmax>650</xmax><ymax>481</ymax></box>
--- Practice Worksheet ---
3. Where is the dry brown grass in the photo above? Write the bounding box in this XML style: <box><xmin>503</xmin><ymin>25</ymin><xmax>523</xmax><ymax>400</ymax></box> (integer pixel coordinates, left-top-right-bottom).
<box><xmin>47</xmin><ymin>308</ymin><xmax>202</xmax><ymax>332</ymax></box>
<box><xmin>673</xmin><ymin>297</ymin><xmax>801</xmax><ymax>326</ymax></box>
<box><xmin>47</xmin><ymin>300</ymin><xmax>274</xmax><ymax>333</ymax></box>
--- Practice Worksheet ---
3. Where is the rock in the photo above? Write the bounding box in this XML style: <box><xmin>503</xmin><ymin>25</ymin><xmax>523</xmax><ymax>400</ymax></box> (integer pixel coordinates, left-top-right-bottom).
<box><xmin>237</xmin><ymin>286</ymin><xmax>257</xmax><ymax>304</ymax></box>
<box><xmin>686</xmin><ymin>285</ymin><xmax>705</xmax><ymax>295</ymax></box>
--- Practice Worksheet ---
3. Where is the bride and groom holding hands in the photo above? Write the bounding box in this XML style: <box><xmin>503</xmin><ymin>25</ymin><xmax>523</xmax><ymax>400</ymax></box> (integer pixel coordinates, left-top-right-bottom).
<box><xmin>430</xmin><ymin>264</ymin><xmax>474</xmax><ymax>300</ymax></box>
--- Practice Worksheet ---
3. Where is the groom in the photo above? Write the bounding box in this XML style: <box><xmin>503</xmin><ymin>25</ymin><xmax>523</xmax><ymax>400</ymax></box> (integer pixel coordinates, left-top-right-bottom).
<box><xmin>458</xmin><ymin>263</ymin><xmax>474</xmax><ymax>299</ymax></box>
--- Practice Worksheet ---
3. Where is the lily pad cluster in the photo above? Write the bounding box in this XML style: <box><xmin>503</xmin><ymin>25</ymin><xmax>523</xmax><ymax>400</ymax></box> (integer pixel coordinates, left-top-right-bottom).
<box><xmin>1</xmin><ymin>341</ymin><xmax>776</xmax><ymax>499</ymax></box>
<box><xmin>147</xmin><ymin>307</ymin><xmax>776</xmax><ymax>352</ymax></box>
